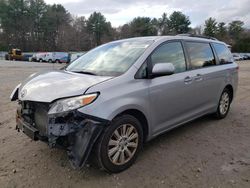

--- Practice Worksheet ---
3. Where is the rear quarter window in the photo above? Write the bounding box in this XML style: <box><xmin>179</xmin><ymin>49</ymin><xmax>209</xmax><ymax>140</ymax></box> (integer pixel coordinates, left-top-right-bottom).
<box><xmin>186</xmin><ymin>42</ymin><xmax>216</xmax><ymax>69</ymax></box>
<box><xmin>213</xmin><ymin>43</ymin><xmax>234</xmax><ymax>65</ymax></box>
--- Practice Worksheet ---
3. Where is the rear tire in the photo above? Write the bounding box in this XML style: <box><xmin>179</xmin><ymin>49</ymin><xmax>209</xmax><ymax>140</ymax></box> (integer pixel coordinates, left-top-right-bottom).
<box><xmin>94</xmin><ymin>114</ymin><xmax>143</xmax><ymax>173</ymax></box>
<box><xmin>215</xmin><ymin>88</ymin><xmax>232</xmax><ymax>119</ymax></box>
<box><xmin>55</xmin><ymin>59</ymin><xmax>60</xmax><ymax>63</ymax></box>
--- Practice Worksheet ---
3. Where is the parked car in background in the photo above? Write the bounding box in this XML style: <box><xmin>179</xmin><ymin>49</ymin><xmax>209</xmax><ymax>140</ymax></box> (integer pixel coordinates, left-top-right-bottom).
<box><xmin>11</xmin><ymin>35</ymin><xmax>238</xmax><ymax>173</ymax></box>
<box><xmin>233</xmin><ymin>53</ymin><xmax>242</xmax><ymax>61</ymax></box>
<box><xmin>242</xmin><ymin>54</ymin><xmax>250</xmax><ymax>60</ymax></box>
<box><xmin>239</xmin><ymin>54</ymin><xmax>245</xmax><ymax>60</ymax></box>
<box><xmin>5</xmin><ymin>49</ymin><xmax>23</xmax><ymax>61</ymax></box>
<box><xmin>22</xmin><ymin>53</ymin><xmax>33</xmax><ymax>62</ymax></box>
<box><xmin>242</xmin><ymin>55</ymin><xmax>248</xmax><ymax>60</ymax></box>
<box><xmin>44</xmin><ymin>52</ymin><xmax>70</xmax><ymax>63</ymax></box>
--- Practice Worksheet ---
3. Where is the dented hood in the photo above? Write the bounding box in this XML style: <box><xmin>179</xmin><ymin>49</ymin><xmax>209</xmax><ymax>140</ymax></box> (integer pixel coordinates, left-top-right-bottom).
<box><xmin>18</xmin><ymin>70</ymin><xmax>111</xmax><ymax>102</ymax></box>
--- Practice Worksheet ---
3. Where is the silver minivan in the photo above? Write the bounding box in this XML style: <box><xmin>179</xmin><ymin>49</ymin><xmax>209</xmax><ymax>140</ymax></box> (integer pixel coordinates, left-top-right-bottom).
<box><xmin>11</xmin><ymin>36</ymin><xmax>238</xmax><ymax>173</ymax></box>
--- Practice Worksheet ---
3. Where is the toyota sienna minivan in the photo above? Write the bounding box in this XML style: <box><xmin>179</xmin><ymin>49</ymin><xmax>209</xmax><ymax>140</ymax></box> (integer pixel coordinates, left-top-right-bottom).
<box><xmin>11</xmin><ymin>35</ymin><xmax>238</xmax><ymax>173</ymax></box>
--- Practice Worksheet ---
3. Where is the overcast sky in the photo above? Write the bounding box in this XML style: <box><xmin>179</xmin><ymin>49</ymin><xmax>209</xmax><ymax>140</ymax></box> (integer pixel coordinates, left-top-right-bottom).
<box><xmin>44</xmin><ymin>0</ymin><xmax>250</xmax><ymax>28</ymax></box>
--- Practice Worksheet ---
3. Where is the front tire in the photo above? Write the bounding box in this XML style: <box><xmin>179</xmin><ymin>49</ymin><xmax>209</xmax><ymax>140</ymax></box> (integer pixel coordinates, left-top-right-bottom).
<box><xmin>215</xmin><ymin>88</ymin><xmax>232</xmax><ymax>119</ymax></box>
<box><xmin>95</xmin><ymin>114</ymin><xmax>143</xmax><ymax>173</ymax></box>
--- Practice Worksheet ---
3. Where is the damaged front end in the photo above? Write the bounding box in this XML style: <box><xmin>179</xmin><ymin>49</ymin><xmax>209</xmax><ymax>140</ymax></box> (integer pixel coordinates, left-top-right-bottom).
<box><xmin>16</xmin><ymin>101</ymin><xmax>109</xmax><ymax>169</ymax></box>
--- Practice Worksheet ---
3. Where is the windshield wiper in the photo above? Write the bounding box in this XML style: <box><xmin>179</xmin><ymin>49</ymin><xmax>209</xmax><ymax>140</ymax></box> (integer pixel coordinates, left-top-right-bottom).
<box><xmin>71</xmin><ymin>70</ymin><xmax>97</xmax><ymax>75</ymax></box>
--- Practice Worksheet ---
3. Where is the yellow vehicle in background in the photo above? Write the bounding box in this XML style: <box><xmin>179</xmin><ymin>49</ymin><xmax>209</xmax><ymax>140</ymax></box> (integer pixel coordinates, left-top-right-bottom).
<box><xmin>5</xmin><ymin>49</ymin><xmax>23</xmax><ymax>60</ymax></box>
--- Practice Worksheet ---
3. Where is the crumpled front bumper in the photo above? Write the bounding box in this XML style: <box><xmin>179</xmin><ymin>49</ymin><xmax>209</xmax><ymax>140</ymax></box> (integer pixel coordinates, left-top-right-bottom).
<box><xmin>16</xmin><ymin>108</ymin><xmax>110</xmax><ymax>169</ymax></box>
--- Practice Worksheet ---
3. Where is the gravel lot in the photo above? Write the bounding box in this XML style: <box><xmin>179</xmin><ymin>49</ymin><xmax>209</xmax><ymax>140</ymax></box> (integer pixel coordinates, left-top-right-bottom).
<box><xmin>0</xmin><ymin>60</ymin><xmax>250</xmax><ymax>188</ymax></box>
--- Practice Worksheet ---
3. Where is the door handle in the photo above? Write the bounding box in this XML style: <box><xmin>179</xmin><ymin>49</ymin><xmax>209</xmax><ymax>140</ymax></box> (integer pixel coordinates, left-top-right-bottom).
<box><xmin>184</xmin><ymin>76</ymin><xmax>192</xmax><ymax>84</ymax></box>
<box><xmin>194</xmin><ymin>74</ymin><xmax>203</xmax><ymax>81</ymax></box>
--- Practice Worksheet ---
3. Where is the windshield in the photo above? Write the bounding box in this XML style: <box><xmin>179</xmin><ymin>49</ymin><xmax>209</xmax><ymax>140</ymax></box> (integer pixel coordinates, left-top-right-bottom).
<box><xmin>66</xmin><ymin>40</ymin><xmax>153</xmax><ymax>76</ymax></box>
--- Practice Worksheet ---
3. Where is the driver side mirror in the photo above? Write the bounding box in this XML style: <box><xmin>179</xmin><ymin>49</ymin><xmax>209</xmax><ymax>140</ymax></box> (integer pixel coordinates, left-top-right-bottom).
<box><xmin>152</xmin><ymin>63</ymin><xmax>175</xmax><ymax>77</ymax></box>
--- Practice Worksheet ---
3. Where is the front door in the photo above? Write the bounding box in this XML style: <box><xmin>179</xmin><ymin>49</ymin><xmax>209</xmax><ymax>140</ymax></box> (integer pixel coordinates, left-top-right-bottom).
<box><xmin>148</xmin><ymin>41</ymin><xmax>200</xmax><ymax>135</ymax></box>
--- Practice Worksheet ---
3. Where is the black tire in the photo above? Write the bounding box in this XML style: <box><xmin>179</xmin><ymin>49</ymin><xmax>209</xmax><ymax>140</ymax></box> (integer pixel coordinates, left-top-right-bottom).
<box><xmin>39</xmin><ymin>59</ymin><xmax>43</xmax><ymax>62</ymax></box>
<box><xmin>48</xmin><ymin>59</ymin><xmax>52</xmax><ymax>63</ymax></box>
<box><xmin>55</xmin><ymin>59</ymin><xmax>60</xmax><ymax>63</ymax></box>
<box><xmin>94</xmin><ymin>114</ymin><xmax>143</xmax><ymax>173</ymax></box>
<box><xmin>215</xmin><ymin>88</ymin><xmax>232</xmax><ymax>119</ymax></box>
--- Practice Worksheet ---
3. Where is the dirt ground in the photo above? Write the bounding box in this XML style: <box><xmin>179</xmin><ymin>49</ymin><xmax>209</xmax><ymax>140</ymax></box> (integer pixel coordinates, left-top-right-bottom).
<box><xmin>0</xmin><ymin>60</ymin><xmax>250</xmax><ymax>188</ymax></box>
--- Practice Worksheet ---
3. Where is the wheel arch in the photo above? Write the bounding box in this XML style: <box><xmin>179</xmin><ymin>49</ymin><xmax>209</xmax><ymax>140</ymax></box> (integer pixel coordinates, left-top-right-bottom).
<box><xmin>225</xmin><ymin>84</ymin><xmax>234</xmax><ymax>102</ymax></box>
<box><xmin>114</xmin><ymin>109</ymin><xmax>149</xmax><ymax>142</ymax></box>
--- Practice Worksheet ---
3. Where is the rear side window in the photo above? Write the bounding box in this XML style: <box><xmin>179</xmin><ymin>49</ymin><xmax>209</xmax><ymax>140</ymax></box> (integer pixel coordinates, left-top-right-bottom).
<box><xmin>186</xmin><ymin>42</ymin><xmax>216</xmax><ymax>69</ymax></box>
<box><xmin>213</xmin><ymin>43</ymin><xmax>234</xmax><ymax>64</ymax></box>
<box><xmin>151</xmin><ymin>42</ymin><xmax>186</xmax><ymax>73</ymax></box>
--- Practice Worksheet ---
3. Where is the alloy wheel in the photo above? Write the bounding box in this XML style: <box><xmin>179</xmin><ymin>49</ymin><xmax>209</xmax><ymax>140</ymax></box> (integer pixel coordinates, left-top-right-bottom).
<box><xmin>108</xmin><ymin>124</ymin><xmax>138</xmax><ymax>165</ymax></box>
<box><xmin>219</xmin><ymin>92</ymin><xmax>230</xmax><ymax>115</ymax></box>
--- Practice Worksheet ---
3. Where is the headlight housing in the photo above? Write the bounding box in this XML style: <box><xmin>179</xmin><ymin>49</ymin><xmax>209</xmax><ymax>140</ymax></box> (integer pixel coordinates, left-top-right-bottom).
<box><xmin>48</xmin><ymin>93</ymin><xmax>98</xmax><ymax>114</ymax></box>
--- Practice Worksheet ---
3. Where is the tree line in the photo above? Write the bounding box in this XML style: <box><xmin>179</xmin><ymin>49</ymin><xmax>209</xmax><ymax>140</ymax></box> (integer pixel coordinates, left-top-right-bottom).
<box><xmin>0</xmin><ymin>0</ymin><xmax>249</xmax><ymax>52</ymax></box>
<box><xmin>203</xmin><ymin>18</ymin><xmax>250</xmax><ymax>52</ymax></box>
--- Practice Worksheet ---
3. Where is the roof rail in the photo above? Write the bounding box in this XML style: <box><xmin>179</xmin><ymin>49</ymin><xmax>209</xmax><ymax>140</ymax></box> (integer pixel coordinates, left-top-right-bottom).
<box><xmin>177</xmin><ymin>34</ymin><xmax>218</xmax><ymax>41</ymax></box>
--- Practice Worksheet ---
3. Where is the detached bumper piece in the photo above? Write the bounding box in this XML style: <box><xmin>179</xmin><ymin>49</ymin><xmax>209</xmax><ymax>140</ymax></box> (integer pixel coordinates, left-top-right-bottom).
<box><xmin>67</xmin><ymin>121</ymin><xmax>103</xmax><ymax>169</ymax></box>
<box><xmin>16</xmin><ymin>101</ymin><xmax>109</xmax><ymax>169</ymax></box>
<box><xmin>48</xmin><ymin>111</ymin><xmax>109</xmax><ymax>169</ymax></box>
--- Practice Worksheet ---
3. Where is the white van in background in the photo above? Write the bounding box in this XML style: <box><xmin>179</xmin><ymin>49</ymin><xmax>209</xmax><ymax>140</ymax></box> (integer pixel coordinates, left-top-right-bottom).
<box><xmin>44</xmin><ymin>52</ymin><xmax>70</xmax><ymax>63</ymax></box>
<box><xmin>31</xmin><ymin>52</ymin><xmax>47</xmax><ymax>62</ymax></box>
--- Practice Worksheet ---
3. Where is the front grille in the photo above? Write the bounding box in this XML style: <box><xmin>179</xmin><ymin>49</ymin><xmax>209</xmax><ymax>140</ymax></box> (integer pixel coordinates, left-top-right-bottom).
<box><xmin>19</xmin><ymin>101</ymin><xmax>49</xmax><ymax>136</ymax></box>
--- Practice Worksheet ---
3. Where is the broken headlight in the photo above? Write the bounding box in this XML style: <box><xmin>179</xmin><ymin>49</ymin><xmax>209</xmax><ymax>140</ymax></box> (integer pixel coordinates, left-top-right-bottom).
<box><xmin>48</xmin><ymin>93</ymin><xmax>98</xmax><ymax>114</ymax></box>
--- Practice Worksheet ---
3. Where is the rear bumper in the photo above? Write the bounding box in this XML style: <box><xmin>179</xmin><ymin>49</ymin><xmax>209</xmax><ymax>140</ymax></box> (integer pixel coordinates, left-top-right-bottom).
<box><xmin>16</xmin><ymin>108</ymin><xmax>110</xmax><ymax>169</ymax></box>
